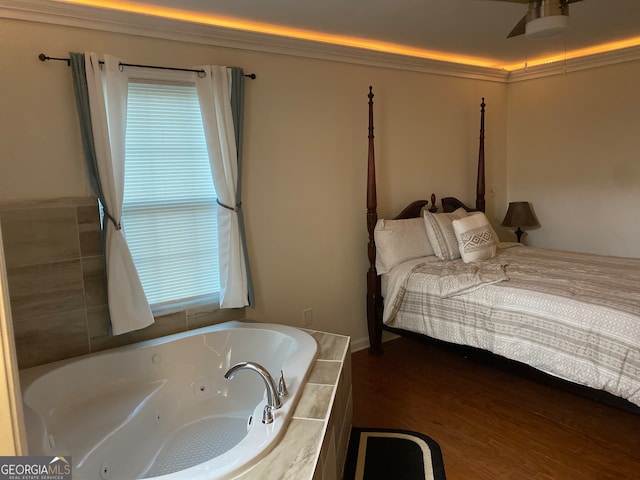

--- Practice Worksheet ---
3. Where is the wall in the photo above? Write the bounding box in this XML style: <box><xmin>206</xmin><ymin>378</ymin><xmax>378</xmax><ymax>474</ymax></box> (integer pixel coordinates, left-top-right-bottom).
<box><xmin>0</xmin><ymin>198</ymin><xmax>243</xmax><ymax>368</ymax></box>
<box><xmin>0</xmin><ymin>17</ymin><xmax>507</xmax><ymax>355</ymax></box>
<box><xmin>0</xmin><ymin>224</ymin><xmax>27</xmax><ymax>454</ymax></box>
<box><xmin>506</xmin><ymin>60</ymin><xmax>640</xmax><ymax>256</ymax></box>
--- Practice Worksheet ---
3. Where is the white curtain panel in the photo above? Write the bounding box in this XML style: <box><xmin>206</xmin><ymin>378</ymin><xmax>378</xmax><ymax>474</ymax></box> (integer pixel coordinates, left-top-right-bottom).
<box><xmin>85</xmin><ymin>53</ymin><xmax>155</xmax><ymax>334</ymax></box>
<box><xmin>195</xmin><ymin>66</ymin><xmax>249</xmax><ymax>308</ymax></box>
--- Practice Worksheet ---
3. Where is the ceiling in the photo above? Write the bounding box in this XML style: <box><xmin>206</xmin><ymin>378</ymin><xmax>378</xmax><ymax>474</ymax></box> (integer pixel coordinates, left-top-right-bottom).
<box><xmin>52</xmin><ymin>0</ymin><xmax>640</xmax><ymax>70</ymax></box>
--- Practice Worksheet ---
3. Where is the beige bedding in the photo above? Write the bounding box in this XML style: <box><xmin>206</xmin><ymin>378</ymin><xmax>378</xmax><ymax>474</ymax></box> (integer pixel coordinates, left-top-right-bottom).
<box><xmin>383</xmin><ymin>244</ymin><xmax>640</xmax><ymax>406</ymax></box>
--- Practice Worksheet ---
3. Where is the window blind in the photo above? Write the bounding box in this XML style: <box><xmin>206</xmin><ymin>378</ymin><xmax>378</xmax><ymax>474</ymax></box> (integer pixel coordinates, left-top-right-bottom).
<box><xmin>123</xmin><ymin>81</ymin><xmax>220</xmax><ymax>308</ymax></box>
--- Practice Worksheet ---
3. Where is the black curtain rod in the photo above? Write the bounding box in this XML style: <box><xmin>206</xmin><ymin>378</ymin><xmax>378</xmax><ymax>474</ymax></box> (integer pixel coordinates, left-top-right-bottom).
<box><xmin>38</xmin><ymin>53</ymin><xmax>257</xmax><ymax>79</ymax></box>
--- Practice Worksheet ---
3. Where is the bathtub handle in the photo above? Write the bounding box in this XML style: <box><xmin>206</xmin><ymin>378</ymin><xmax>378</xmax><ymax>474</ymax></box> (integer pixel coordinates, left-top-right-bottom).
<box><xmin>278</xmin><ymin>370</ymin><xmax>288</xmax><ymax>397</ymax></box>
<box><xmin>262</xmin><ymin>404</ymin><xmax>274</xmax><ymax>424</ymax></box>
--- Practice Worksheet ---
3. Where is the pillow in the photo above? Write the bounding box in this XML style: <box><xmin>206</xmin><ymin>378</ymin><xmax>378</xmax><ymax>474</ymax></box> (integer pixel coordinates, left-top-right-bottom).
<box><xmin>374</xmin><ymin>217</ymin><xmax>434</xmax><ymax>274</ymax></box>
<box><xmin>423</xmin><ymin>208</ymin><xmax>469</xmax><ymax>260</ymax></box>
<box><xmin>469</xmin><ymin>211</ymin><xmax>500</xmax><ymax>244</ymax></box>
<box><xmin>452</xmin><ymin>213</ymin><xmax>497</xmax><ymax>263</ymax></box>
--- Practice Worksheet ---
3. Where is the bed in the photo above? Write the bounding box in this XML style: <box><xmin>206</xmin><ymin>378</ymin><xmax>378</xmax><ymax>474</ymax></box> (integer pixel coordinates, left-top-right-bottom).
<box><xmin>365</xmin><ymin>87</ymin><xmax>640</xmax><ymax>410</ymax></box>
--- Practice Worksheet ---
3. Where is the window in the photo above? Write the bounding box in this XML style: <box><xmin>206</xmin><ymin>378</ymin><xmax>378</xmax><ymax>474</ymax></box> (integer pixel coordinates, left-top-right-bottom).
<box><xmin>121</xmin><ymin>77</ymin><xmax>219</xmax><ymax>311</ymax></box>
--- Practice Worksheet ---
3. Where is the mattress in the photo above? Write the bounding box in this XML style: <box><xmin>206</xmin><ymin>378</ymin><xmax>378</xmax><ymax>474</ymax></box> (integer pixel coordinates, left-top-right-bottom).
<box><xmin>382</xmin><ymin>244</ymin><xmax>640</xmax><ymax>407</ymax></box>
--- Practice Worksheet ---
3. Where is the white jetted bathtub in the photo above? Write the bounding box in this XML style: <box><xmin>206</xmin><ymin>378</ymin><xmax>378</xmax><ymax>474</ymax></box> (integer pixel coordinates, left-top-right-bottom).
<box><xmin>20</xmin><ymin>321</ymin><xmax>318</xmax><ymax>480</ymax></box>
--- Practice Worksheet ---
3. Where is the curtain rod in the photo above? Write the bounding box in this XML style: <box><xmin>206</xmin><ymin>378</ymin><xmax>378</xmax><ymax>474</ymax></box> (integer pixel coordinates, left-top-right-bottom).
<box><xmin>38</xmin><ymin>53</ymin><xmax>257</xmax><ymax>79</ymax></box>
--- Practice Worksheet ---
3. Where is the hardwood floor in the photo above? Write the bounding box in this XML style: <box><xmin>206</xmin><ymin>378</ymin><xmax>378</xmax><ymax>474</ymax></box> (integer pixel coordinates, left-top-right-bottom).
<box><xmin>351</xmin><ymin>336</ymin><xmax>640</xmax><ymax>480</ymax></box>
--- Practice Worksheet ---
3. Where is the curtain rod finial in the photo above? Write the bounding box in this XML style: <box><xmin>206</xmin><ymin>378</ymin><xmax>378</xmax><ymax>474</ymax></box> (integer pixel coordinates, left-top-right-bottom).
<box><xmin>39</xmin><ymin>53</ymin><xmax>70</xmax><ymax>66</ymax></box>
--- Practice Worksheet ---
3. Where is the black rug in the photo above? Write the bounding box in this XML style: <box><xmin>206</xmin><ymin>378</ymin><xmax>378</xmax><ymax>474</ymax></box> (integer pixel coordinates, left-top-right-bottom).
<box><xmin>344</xmin><ymin>428</ymin><xmax>446</xmax><ymax>480</ymax></box>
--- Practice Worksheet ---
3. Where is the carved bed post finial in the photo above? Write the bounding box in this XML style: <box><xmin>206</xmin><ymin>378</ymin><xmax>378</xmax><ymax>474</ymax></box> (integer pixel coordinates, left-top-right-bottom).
<box><xmin>476</xmin><ymin>98</ymin><xmax>486</xmax><ymax>212</ymax></box>
<box><xmin>429</xmin><ymin>193</ymin><xmax>438</xmax><ymax>213</ymax></box>
<box><xmin>366</xmin><ymin>86</ymin><xmax>383</xmax><ymax>355</ymax></box>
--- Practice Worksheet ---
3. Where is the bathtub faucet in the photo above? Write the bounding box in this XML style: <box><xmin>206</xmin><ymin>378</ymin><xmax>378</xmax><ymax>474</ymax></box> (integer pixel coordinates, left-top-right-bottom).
<box><xmin>224</xmin><ymin>361</ymin><xmax>283</xmax><ymax>411</ymax></box>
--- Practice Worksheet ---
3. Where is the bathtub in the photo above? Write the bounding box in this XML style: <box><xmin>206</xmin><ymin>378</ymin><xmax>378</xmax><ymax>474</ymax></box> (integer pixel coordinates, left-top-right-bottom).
<box><xmin>20</xmin><ymin>321</ymin><xmax>318</xmax><ymax>480</ymax></box>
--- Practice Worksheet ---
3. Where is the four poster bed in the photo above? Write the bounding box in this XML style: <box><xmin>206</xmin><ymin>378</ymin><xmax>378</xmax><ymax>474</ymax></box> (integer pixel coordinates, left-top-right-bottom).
<box><xmin>365</xmin><ymin>87</ymin><xmax>640</xmax><ymax>410</ymax></box>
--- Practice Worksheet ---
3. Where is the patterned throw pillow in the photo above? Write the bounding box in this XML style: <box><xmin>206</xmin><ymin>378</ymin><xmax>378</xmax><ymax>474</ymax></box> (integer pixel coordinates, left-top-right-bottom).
<box><xmin>423</xmin><ymin>208</ymin><xmax>469</xmax><ymax>260</ymax></box>
<box><xmin>452</xmin><ymin>213</ymin><xmax>497</xmax><ymax>263</ymax></box>
<box><xmin>469</xmin><ymin>211</ymin><xmax>500</xmax><ymax>245</ymax></box>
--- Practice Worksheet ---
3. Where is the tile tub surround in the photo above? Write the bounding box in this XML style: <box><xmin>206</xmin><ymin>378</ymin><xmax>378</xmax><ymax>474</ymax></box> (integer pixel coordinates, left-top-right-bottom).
<box><xmin>236</xmin><ymin>330</ymin><xmax>353</xmax><ymax>480</ymax></box>
<box><xmin>0</xmin><ymin>197</ymin><xmax>242</xmax><ymax>369</ymax></box>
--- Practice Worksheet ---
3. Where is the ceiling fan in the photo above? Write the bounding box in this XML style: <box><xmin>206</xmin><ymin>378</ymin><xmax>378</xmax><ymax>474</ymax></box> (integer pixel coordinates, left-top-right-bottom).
<box><xmin>494</xmin><ymin>0</ymin><xmax>585</xmax><ymax>39</ymax></box>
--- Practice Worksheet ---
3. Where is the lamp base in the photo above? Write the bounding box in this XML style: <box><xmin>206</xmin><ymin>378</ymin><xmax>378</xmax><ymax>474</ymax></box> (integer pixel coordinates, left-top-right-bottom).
<box><xmin>514</xmin><ymin>227</ymin><xmax>524</xmax><ymax>243</ymax></box>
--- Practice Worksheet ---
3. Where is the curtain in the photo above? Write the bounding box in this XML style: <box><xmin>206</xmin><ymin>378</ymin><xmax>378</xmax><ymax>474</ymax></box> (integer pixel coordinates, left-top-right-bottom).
<box><xmin>69</xmin><ymin>53</ymin><xmax>104</xmax><ymax>204</ymax></box>
<box><xmin>82</xmin><ymin>53</ymin><xmax>154</xmax><ymax>335</ymax></box>
<box><xmin>195</xmin><ymin>66</ymin><xmax>250</xmax><ymax>308</ymax></box>
<box><xmin>229</xmin><ymin>67</ymin><xmax>255</xmax><ymax>307</ymax></box>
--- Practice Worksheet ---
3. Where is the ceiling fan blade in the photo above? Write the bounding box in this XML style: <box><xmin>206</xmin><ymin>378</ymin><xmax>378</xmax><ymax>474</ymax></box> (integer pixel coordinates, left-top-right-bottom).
<box><xmin>507</xmin><ymin>14</ymin><xmax>527</xmax><ymax>38</ymax></box>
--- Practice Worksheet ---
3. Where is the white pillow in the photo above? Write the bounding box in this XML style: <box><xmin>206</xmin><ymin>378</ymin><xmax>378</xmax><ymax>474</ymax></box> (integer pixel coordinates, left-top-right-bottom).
<box><xmin>374</xmin><ymin>217</ymin><xmax>434</xmax><ymax>274</ymax></box>
<box><xmin>452</xmin><ymin>213</ymin><xmax>497</xmax><ymax>263</ymax></box>
<box><xmin>423</xmin><ymin>208</ymin><xmax>469</xmax><ymax>260</ymax></box>
<box><xmin>469</xmin><ymin>211</ymin><xmax>500</xmax><ymax>244</ymax></box>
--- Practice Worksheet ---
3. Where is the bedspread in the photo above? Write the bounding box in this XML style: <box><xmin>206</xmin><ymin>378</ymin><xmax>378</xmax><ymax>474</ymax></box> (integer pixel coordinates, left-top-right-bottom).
<box><xmin>383</xmin><ymin>244</ymin><xmax>640</xmax><ymax>406</ymax></box>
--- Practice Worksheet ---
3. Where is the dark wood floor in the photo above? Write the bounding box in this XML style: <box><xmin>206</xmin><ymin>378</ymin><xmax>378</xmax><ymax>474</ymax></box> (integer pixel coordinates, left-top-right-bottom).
<box><xmin>351</xmin><ymin>336</ymin><xmax>640</xmax><ymax>480</ymax></box>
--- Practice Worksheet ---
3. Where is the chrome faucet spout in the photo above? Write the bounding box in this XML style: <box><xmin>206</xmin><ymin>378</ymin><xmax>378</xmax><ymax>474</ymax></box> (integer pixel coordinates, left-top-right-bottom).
<box><xmin>224</xmin><ymin>361</ymin><xmax>283</xmax><ymax>409</ymax></box>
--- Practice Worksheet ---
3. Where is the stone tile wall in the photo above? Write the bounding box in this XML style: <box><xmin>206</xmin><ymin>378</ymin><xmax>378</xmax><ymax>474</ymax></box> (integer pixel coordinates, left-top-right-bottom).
<box><xmin>0</xmin><ymin>197</ymin><xmax>243</xmax><ymax>369</ymax></box>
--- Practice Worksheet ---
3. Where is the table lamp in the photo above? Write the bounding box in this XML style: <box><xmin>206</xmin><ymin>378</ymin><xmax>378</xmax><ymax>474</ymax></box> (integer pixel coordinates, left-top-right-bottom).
<box><xmin>501</xmin><ymin>202</ymin><xmax>539</xmax><ymax>243</ymax></box>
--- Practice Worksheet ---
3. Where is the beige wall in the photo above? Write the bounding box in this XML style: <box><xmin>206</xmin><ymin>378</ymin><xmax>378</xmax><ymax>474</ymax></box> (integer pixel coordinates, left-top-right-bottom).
<box><xmin>2</xmin><ymin>16</ymin><xmax>638</xmax><ymax>359</ymax></box>
<box><xmin>0</xmin><ymin>225</ymin><xmax>27</xmax><ymax>455</ymax></box>
<box><xmin>506</xmin><ymin>60</ymin><xmax>640</xmax><ymax>256</ymax></box>
<box><xmin>0</xmin><ymin>18</ymin><xmax>506</xmax><ymax>349</ymax></box>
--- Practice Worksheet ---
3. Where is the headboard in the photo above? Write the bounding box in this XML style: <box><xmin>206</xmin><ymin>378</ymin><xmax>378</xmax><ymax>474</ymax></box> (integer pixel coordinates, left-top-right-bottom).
<box><xmin>365</xmin><ymin>87</ymin><xmax>486</xmax><ymax>354</ymax></box>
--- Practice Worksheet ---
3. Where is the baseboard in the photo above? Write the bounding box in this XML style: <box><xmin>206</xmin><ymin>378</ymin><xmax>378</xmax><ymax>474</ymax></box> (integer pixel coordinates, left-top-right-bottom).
<box><xmin>350</xmin><ymin>331</ymin><xmax>400</xmax><ymax>353</ymax></box>
<box><xmin>350</xmin><ymin>337</ymin><xmax>369</xmax><ymax>353</ymax></box>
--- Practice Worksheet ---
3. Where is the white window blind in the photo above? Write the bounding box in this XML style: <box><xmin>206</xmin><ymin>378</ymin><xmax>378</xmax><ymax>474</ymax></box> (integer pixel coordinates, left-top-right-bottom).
<box><xmin>122</xmin><ymin>80</ymin><xmax>219</xmax><ymax>309</ymax></box>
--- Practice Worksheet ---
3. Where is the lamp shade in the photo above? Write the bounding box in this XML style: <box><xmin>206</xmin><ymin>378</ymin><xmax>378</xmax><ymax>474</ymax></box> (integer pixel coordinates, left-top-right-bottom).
<box><xmin>501</xmin><ymin>202</ymin><xmax>538</xmax><ymax>228</ymax></box>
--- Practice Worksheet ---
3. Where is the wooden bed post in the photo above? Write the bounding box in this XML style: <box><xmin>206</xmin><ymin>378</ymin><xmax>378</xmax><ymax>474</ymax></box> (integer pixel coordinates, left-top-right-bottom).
<box><xmin>476</xmin><ymin>98</ymin><xmax>486</xmax><ymax>212</ymax></box>
<box><xmin>366</xmin><ymin>86</ymin><xmax>383</xmax><ymax>354</ymax></box>
<box><xmin>366</xmin><ymin>93</ymin><xmax>487</xmax><ymax>355</ymax></box>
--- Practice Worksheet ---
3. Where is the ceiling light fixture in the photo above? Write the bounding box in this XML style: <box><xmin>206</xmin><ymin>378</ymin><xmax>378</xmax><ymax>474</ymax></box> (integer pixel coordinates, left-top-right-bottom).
<box><xmin>504</xmin><ymin>0</ymin><xmax>580</xmax><ymax>39</ymax></box>
<box><xmin>525</xmin><ymin>13</ymin><xmax>569</xmax><ymax>39</ymax></box>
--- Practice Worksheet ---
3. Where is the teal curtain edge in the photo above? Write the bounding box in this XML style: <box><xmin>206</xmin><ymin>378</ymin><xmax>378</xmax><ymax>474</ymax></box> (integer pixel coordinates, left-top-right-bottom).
<box><xmin>231</xmin><ymin>66</ymin><xmax>255</xmax><ymax>307</ymax></box>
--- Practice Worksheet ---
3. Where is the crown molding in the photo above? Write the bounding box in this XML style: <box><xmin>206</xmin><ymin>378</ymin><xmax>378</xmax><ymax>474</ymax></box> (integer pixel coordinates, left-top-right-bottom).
<box><xmin>0</xmin><ymin>0</ymin><xmax>510</xmax><ymax>83</ymax></box>
<box><xmin>507</xmin><ymin>45</ymin><xmax>640</xmax><ymax>82</ymax></box>
<box><xmin>2</xmin><ymin>0</ymin><xmax>638</xmax><ymax>84</ymax></box>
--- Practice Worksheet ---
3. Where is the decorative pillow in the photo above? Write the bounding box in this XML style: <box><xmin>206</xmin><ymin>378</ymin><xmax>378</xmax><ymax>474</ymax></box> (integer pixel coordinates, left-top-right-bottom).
<box><xmin>374</xmin><ymin>217</ymin><xmax>434</xmax><ymax>274</ymax></box>
<box><xmin>423</xmin><ymin>208</ymin><xmax>469</xmax><ymax>260</ymax></box>
<box><xmin>452</xmin><ymin>213</ymin><xmax>497</xmax><ymax>263</ymax></box>
<box><xmin>469</xmin><ymin>211</ymin><xmax>500</xmax><ymax>244</ymax></box>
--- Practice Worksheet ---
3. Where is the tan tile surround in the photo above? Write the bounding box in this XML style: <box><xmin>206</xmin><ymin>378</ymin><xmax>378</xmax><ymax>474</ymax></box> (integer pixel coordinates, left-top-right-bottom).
<box><xmin>237</xmin><ymin>330</ymin><xmax>353</xmax><ymax>480</ymax></box>
<box><xmin>0</xmin><ymin>197</ymin><xmax>242</xmax><ymax>369</ymax></box>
